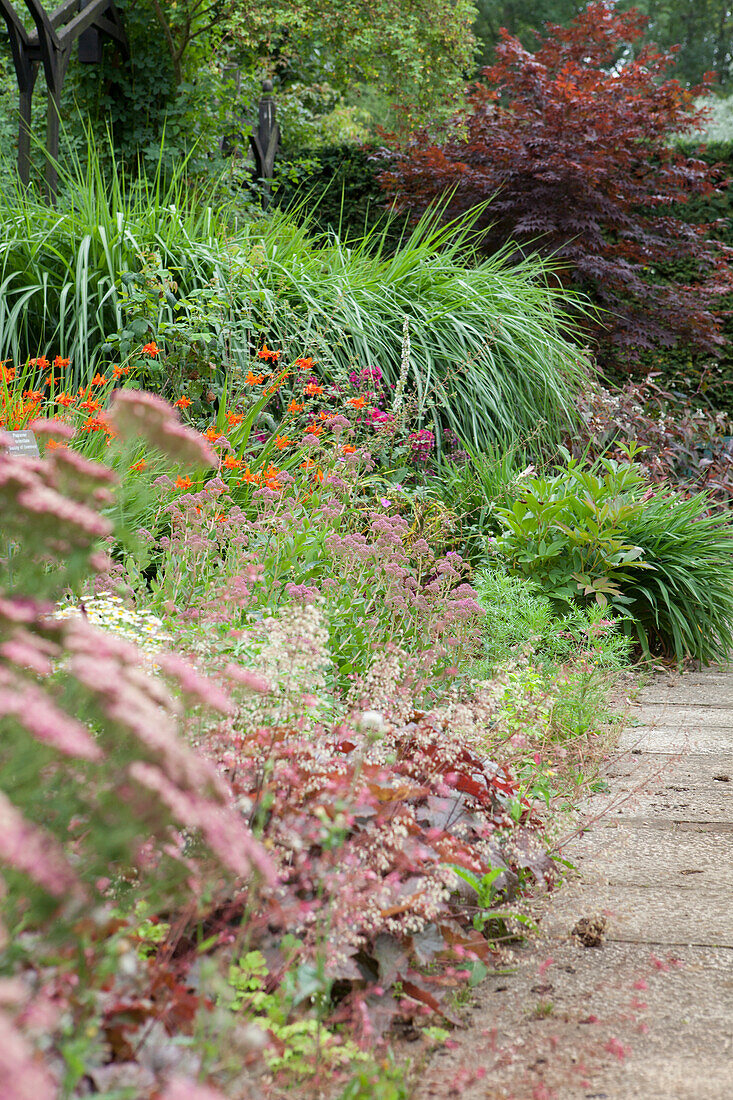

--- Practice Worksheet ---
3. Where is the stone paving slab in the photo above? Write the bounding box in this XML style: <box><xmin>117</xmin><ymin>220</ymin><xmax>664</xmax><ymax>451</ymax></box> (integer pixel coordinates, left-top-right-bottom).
<box><xmin>631</xmin><ymin>703</ymin><xmax>733</xmax><ymax>727</ymax></box>
<box><xmin>617</xmin><ymin>724</ymin><xmax>733</xmax><ymax>754</ymax></box>
<box><xmin>417</xmin><ymin>940</ymin><xmax>733</xmax><ymax>1100</ymax></box>
<box><xmin>418</xmin><ymin>671</ymin><xmax>733</xmax><ymax>1099</ymax></box>
<box><xmin>567</xmin><ymin>823</ymin><xmax>733</xmax><ymax>890</ymax></box>
<box><xmin>603</xmin><ymin>752</ymin><xmax>733</xmax><ymax>785</ymax></box>
<box><xmin>591</xmin><ymin>752</ymin><xmax>732</xmax><ymax>822</ymax></box>
<box><xmin>636</xmin><ymin>684</ymin><xmax>733</xmax><ymax>706</ymax></box>
<box><xmin>538</xmin><ymin>883</ymin><xmax>733</xmax><ymax>948</ymax></box>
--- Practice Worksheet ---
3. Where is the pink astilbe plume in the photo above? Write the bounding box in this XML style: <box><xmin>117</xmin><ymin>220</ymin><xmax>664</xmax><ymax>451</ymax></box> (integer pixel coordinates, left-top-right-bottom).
<box><xmin>0</xmin><ymin>790</ymin><xmax>80</xmax><ymax>898</ymax></box>
<box><xmin>156</xmin><ymin>652</ymin><xmax>235</xmax><ymax>715</ymax></box>
<box><xmin>109</xmin><ymin>390</ymin><xmax>216</xmax><ymax>467</ymax></box>
<box><xmin>0</xmin><ymin>670</ymin><xmax>102</xmax><ymax>760</ymax></box>
<box><xmin>129</xmin><ymin>762</ymin><xmax>276</xmax><ymax>883</ymax></box>
<box><xmin>0</xmin><ymin>421</ymin><xmax>276</xmax><ymax>1093</ymax></box>
<box><xmin>63</xmin><ymin>617</ymin><xmax>230</xmax><ymax>799</ymax></box>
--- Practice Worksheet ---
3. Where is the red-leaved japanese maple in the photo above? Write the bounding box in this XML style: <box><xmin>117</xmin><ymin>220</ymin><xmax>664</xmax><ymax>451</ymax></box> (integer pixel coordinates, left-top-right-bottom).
<box><xmin>380</xmin><ymin>2</ymin><xmax>731</xmax><ymax>365</ymax></box>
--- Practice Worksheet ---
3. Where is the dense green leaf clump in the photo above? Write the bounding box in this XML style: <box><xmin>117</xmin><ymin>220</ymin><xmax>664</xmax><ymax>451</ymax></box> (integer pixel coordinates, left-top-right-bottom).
<box><xmin>492</xmin><ymin>453</ymin><xmax>733</xmax><ymax>662</ymax></box>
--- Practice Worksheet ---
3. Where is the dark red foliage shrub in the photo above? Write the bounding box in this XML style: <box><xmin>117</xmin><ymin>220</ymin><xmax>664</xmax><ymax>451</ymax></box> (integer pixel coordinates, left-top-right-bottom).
<box><xmin>380</xmin><ymin>2</ymin><xmax>732</xmax><ymax>365</ymax></box>
<box><xmin>187</xmin><ymin>700</ymin><xmax>554</xmax><ymax>1040</ymax></box>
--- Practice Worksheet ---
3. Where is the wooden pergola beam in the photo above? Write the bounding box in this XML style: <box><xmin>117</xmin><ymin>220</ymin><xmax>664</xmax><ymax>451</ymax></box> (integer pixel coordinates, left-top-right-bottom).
<box><xmin>0</xmin><ymin>0</ymin><xmax>128</xmax><ymax>198</ymax></box>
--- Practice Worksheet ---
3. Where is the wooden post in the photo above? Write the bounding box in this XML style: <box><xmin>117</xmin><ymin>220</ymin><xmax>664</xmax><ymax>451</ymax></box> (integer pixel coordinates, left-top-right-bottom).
<box><xmin>249</xmin><ymin>79</ymin><xmax>280</xmax><ymax>209</ymax></box>
<box><xmin>18</xmin><ymin>75</ymin><xmax>38</xmax><ymax>186</ymax></box>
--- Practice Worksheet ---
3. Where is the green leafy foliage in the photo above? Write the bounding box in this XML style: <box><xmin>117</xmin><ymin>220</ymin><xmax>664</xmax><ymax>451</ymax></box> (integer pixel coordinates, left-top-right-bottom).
<box><xmin>622</xmin><ymin>0</ymin><xmax>733</xmax><ymax>89</ymax></box>
<box><xmin>473</xmin><ymin>0</ymin><xmax>584</xmax><ymax>68</ymax></box>
<box><xmin>491</xmin><ymin>453</ymin><xmax>733</xmax><ymax>661</ymax></box>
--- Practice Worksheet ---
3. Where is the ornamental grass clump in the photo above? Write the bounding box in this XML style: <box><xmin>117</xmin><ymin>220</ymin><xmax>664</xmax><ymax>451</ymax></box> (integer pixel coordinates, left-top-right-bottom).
<box><xmin>0</xmin><ymin>139</ymin><xmax>589</xmax><ymax>451</ymax></box>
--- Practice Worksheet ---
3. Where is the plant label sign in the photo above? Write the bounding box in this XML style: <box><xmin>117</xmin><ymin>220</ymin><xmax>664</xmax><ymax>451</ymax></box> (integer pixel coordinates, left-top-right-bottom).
<box><xmin>1</xmin><ymin>429</ymin><xmax>40</xmax><ymax>458</ymax></box>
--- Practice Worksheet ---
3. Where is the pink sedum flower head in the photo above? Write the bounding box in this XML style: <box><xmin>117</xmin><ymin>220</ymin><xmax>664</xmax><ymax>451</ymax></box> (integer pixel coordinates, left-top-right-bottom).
<box><xmin>108</xmin><ymin>390</ymin><xmax>216</xmax><ymax>468</ymax></box>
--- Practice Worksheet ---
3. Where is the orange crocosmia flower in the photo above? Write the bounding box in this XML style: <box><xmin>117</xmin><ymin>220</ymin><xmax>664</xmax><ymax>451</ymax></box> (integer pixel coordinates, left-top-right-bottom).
<box><xmin>303</xmin><ymin>382</ymin><xmax>324</xmax><ymax>396</ymax></box>
<box><xmin>313</xmin><ymin>468</ymin><xmax>324</xmax><ymax>484</ymax></box>
<box><xmin>347</xmin><ymin>396</ymin><xmax>367</xmax><ymax>409</ymax></box>
<box><xmin>287</xmin><ymin>400</ymin><xmax>305</xmax><ymax>414</ymax></box>
<box><xmin>245</xmin><ymin>370</ymin><xmax>266</xmax><ymax>385</ymax></box>
<box><xmin>204</xmin><ymin>427</ymin><xmax>222</xmax><ymax>443</ymax></box>
<box><xmin>130</xmin><ymin>459</ymin><xmax>147</xmax><ymax>472</ymax></box>
<box><xmin>265</xmin><ymin>477</ymin><xmax>282</xmax><ymax>491</ymax></box>
<box><xmin>174</xmin><ymin>396</ymin><xmax>192</xmax><ymax>409</ymax></box>
<box><xmin>29</xmin><ymin>356</ymin><xmax>50</xmax><ymax>370</ymax></box>
<box><xmin>112</xmin><ymin>364</ymin><xmax>130</xmax><ymax>379</ymax></box>
<box><xmin>0</xmin><ymin>364</ymin><xmax>16</xmax><ymax>382</ymax></box>
<box><xmin>275</xmin><ymin>435</ymin><xmax>291</xmax><ymax>450</ymax></box>
<box><xmin>90</xmin><ymin>373</ymin><xmax>107</xmax><ymax>387</ymax></box>
<box><xmin>226</xmin><ymin>412</ymin><xmax>244</xmax><ymax>428</ymax></box>
<box><xmin>216</xmin><ymin>512</ymin><xmax>228</xmax><ymax>523</ymax></box>
<box><xmin>241</xmin><ymin>468</ymin><xmax>261</xmax><ymax>485</ymax></box>
<box><xmin>81</xmin><ymin>416</ymin><xmax>107</xmax><ymax>433</ymax></box>
<box><xmin>223</xmin><ymin>455</ymin><xmax>243</xmax><ymax>469</ymax></box>
<box><xmin>300</xmin><ymin>457</ymin><xmax>316</xmax><ymax>470</ymax></box>
<box><xmin>22</xmin><ymin>390</ymin><xmax>44</xmax><ymax>403</ymax></box>
<box><xmin>342</xmin><ymin>444</ymin><xmax>357</xmax><ymax>454</ymax></box>
<box><xmin>305</xmin><ymin>423</ymin><xmax>322</xmax><ymax>436</ymax></box>
<box><xmin>264</xmin><ymin>463</ymin><xmax>281</xmax><ymax>480</ymax></box>
<box><xmin>80</xmin><ymin>398</ymin><xmax>102</xmax><ymax>413</ymax></box>
<box><xmin>53</xmin><ymin>355</ymin><xmax>70</xmax><ymax>369</ymax></box>
<box><xmin>294</xmin><ymin>357</ymin><xmax>315</xmax><ymax>370</ymax></box>
<box><xmin>45</xmin><ymin>439</ymin><xmax>60</xmax><ymax>450</ymax></box>
<box><xmin>141</xmin><ymin>342</ymin><xmax>159</xmax><ymax>357</ymax></box>
<box><xmin>175</xmin><ymin>475</ymin><xmax>193</xmax><ymax>490</ymax></box>
<box><xmin>56</xmin><ymin>392</ymin><xmax>74</xmax><ymax>407</ymax></box>
<box><xmin>44</xmin><ymin>375</ymin><xmax>53</xmax><ymax>387</ymax></box>
<box><xmin>257</xmin><ymin>345</ymin><xmax>281</xmax><ymax>363</ymax></box>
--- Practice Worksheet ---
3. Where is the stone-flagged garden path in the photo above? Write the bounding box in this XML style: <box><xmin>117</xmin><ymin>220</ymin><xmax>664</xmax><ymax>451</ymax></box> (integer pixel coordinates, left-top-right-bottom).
<box><xmin>417</xmin><ymin>668</ymin><xmax>733</xmax><ymax>1099</ymax></box>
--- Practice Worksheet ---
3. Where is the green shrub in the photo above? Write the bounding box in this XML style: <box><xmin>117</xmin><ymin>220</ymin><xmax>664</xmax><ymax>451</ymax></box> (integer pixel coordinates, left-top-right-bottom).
<box><xmin>429</xmin><ymin>442</ymin><xmax>533</xmax><ymax>562</ymax></box>
<box><xmin>491</xmin><ymin>452</ymin><xmax>733</xmax><ymax>662</ymax></box>
<box><xmin>0</xmin><ymin>142</ymin><xmax>588</xmax><ymax>451</ymax></box>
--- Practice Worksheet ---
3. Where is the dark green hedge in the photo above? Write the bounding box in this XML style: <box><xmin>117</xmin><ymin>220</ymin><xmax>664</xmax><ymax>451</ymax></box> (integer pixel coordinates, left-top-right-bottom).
<box><xmin>273</xmin><ymin>144</ymin><xmax>411</xmax><ymax>247</ymax></box>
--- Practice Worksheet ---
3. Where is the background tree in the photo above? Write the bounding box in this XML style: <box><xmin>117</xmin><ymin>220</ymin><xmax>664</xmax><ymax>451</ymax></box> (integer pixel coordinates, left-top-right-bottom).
<box><xmin>70</xmin><ymin>0</ymin><xmax>476</xmax><ymax>163</ymax></box>
<box><xmin>380</xmin><ymin>2</ymin><xmax>730</xmax><ymax>368</ymax></box>
<box><xmin>473</xmin><ymin>1</ymin><xmax>584</xmax><ymax>67</ymax></box>
<box><xmin>620</xmin><ymin>0</ymin><xmax>733</xmax><ymax>89</ymax></box>
<box><xmin>474</xmin><ymin>2</ymin><xmax>733</xmax><ymax>89</ymax></box>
